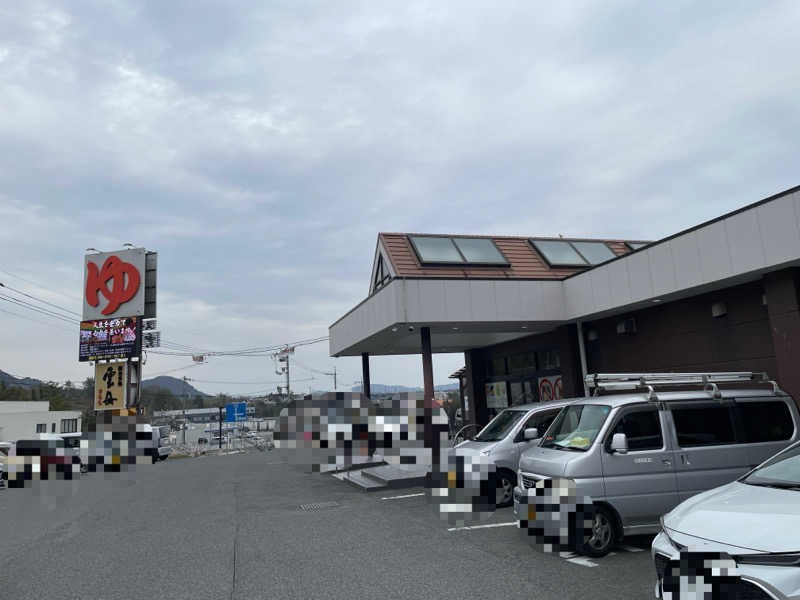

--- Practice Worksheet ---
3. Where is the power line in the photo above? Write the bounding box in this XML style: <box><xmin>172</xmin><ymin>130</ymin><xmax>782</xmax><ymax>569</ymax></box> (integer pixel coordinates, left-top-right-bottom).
<box><xmin>0</xmin><ymin>281</ymin><xmax>82</xmax><ymax>317</ymax></box>
<box><xmin>146</xmin><ymin>363</ymin><xmax>205</xmax><ymax>378</ymax></box>
<box><xmin>187</xmin><ymin>378</ymin><xmax>298</xmax><ymax>385</ymax></box>
<box><xmin>0</xmin><ymin>266</ymin><xmax>83</xmax><ymax>302</ymax></box>
<box><xmin>0</xmin><ymin>307</ymin><xmax>77</xmax><ymax>333</ymax></box>
<box><xmin>0</xmin><ymin>293</ymin><xmax>78</xmax><ymax>325</ymax></box>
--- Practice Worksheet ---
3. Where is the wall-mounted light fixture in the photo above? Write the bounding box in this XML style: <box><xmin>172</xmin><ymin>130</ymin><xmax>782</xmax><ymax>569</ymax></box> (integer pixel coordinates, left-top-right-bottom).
<box><xmin>711</xmin><ymin>302</ymin><xmax>727</xmax><ymax>318</ymax></box>
<box><xmin>587</xmin><ymin>329</ymin><xmax>599</xmax><ymax>342</ymax></box>
<box><xmin>616</xmin><ymin>317</ymin><xmax>637</xmax><ymax>335</ymax></box>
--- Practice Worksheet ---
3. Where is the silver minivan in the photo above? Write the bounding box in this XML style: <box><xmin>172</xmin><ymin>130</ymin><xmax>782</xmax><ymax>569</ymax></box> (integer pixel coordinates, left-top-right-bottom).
<box><xmin>514</xmin><ymin>372</ymin><xmax>800</xmax><ymax>556</ymax></box>
<box><xmin>456</xmin><ymin>399</ymin><xmax>572</xmax><ymax>506</ymax></box>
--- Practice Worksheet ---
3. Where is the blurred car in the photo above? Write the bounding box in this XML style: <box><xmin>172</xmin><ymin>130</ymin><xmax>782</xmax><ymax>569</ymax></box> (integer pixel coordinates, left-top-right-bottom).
<box><xmin>653</xmin><ymin>439</ymin><xmax>800</xmax><ymax>599</ymax></box>
<box><xmin>197</xmin><ymin>437</ymin><xmax>208</xmax><ymax>445</ymax></box>
<box><xmin>455</xmin><ymin>400</ymin><xmax>568</xmax><ymax>507</ymax></box>
<box><xmin>0</xmin><ymin>441</ymin><xmax>12</xmax><ymax>486</ymax></box>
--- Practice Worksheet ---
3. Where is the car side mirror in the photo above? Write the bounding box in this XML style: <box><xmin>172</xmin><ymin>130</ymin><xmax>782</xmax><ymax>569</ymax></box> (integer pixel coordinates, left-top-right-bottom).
<box><xmin>610</xmin><ymin>433</ymin><xmax>628</xmax><ymax>454</ymax></box>
<box><xmin>523</xmin><ymin>427</ymin><xmax>539</xmax><ymax>441</ymax></box>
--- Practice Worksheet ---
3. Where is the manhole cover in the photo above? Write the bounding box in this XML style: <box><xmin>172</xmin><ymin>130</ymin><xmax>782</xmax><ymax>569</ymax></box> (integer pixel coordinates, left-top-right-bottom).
<box><xmin>299</xmin><ymin>501</ymin><xmax>342</xmax><ymax>511</ymax></box>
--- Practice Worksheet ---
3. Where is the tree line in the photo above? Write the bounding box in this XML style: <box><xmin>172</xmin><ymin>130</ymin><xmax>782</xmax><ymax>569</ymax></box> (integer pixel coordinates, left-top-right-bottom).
<box><xmin>0</xmin><ymin>379</ymin><xmax>285</xmax><ymax>431</ymax></box>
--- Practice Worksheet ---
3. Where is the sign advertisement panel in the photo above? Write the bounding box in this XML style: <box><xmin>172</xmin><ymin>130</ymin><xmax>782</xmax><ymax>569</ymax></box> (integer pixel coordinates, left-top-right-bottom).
<box><xmin>225</xmin><ymin>402</ymin><xmax>247</xmax><ymax>422</ymax></box>
<box><xmin>83</xmin><ymin>248</ymin><xmax>146</xmax><ymax>320</ymax></box>
<box><xmin>79</xmin><ymin>317</ymin><xmax>141</xmax><ymax>362</ymax></box>
<box><xmin>94</xmin><ymin>361</ymin><xmax>128</xmax><ymax>411</ymax></box>
<box><xmin>485</xmin><ymin>382</ymin><xmax>509</xmax><ymax>409</ymax></box>
<box><xmin>538</xmin><ymin>375</ymin><xmax>563</xmax><ymax>402</ymax></box>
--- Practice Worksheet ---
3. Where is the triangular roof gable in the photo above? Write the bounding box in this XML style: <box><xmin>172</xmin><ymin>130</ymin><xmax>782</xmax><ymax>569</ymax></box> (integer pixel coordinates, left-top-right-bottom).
<box><xmin>369</xmin><ymin>237</ymin><xmax>397</xmax><ymax>295</ymax></box>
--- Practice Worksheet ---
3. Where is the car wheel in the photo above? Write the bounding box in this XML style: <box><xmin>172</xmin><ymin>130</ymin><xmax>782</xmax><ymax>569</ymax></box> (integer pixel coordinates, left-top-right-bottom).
<box><xmin>579</xmin><ymin>505</ymin><xmax>617</xmax><ymax>557</ymax></box>
<box><xmin>496</xmin><ymin>471</ymin><xmax>515</xmax><ymax>508</ymax></box>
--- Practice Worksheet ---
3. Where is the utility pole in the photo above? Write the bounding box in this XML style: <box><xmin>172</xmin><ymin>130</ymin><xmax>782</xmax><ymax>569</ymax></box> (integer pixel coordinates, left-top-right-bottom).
<box><xmin>323</xmin><ymin>365</ymin><xmax>337</xmax><ymax>392</ymax></box>
<box><xmin>285</xmin><ymin>350</ymin><xmax>290</xmax><ymax>401</ymax></box>
<box><xmin>273</xmin><ymin>346</ymin><xmax>293</xmax><ymax>402</ymax></box>
<box><xmin>182</xmin><ymin>376</ymin><xmax>188</xmax><ymax>445</ymax></box>
<box><xmin>218</xmin><ymin>406</ymin><xmax>223</xmax><ymax>449</ymax></box>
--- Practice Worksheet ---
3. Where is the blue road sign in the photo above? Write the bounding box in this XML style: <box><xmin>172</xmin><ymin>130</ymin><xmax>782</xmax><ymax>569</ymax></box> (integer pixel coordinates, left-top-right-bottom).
<box><xmin>225</xmin><ymin>402</ymin><xmax>246</xmax><ymax>422</ymax></box>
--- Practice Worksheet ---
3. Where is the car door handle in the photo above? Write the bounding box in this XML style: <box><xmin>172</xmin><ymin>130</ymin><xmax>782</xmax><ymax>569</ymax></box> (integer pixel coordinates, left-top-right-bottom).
<box><xmin>680</xmin><ymin>454</ymin><xmax>691</xmax><ymax>466</ymax></box>
<box><xmin>662</xmin><ymin>459</ymin><xmax>672</xmax><ymax>467</ymax></box>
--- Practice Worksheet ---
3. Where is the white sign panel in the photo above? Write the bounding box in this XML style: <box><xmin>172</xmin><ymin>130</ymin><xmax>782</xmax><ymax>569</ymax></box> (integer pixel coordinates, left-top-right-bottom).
<box><xmin>485</xmin><ymin>382</ymin><xmax>508</xmax><ymax>409</ymax></box>
<box><xmin>83</xmin><ymin>248</ymin><xmax>146</xmax><ymax>320</ymax></box>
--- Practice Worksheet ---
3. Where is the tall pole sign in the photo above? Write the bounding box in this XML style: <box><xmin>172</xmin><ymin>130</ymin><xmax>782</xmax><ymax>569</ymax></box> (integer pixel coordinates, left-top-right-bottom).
<box><xmin>82</xmin><ymin>248</ymin><xmax>156</xmax><ymax>415</ymax></box>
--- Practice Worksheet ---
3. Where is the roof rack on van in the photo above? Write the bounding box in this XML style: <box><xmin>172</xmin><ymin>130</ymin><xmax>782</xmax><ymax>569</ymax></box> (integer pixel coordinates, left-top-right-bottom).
<box><xmin>585</xmin><ymin>372</ymin><xmax>781</xmax><ymax>401</ymax></box>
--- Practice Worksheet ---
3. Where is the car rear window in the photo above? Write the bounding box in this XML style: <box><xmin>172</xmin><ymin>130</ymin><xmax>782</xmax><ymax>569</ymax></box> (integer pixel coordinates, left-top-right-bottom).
<box><xmin>672</xmin><ymin>405</ymin><xmax>736</xmax><ymax>447</ymax></box>
<box><xmin>736</xmin><ymin>401</ymin><xmax>794</xmax><ymax>443</ymax></box>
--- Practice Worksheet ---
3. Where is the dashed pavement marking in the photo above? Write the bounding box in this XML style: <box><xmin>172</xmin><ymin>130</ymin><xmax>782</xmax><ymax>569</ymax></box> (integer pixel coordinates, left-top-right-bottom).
<box><xmin>447</xmin><ymin>522</ymin><xmax>517</xmax><ymax>532</ymax></box>
<box><xmin>381</xmin><ymin>493</ymin><xmax>425</xmax><ymax>500</ymax></box>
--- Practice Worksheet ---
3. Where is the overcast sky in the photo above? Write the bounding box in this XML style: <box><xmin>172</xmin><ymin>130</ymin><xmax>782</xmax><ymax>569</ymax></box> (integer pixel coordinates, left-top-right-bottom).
<box><xmin>2</xmin><ymin>1</ymin><xmax>800</xmax><ymax>396</ymax></box>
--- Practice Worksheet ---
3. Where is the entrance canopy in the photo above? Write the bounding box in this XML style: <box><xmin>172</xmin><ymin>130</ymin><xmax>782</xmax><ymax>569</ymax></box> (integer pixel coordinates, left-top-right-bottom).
<box><xmin>330</xmin><ymin>234</ymin><xmax>639</xmax><ymax>357</ymax></box>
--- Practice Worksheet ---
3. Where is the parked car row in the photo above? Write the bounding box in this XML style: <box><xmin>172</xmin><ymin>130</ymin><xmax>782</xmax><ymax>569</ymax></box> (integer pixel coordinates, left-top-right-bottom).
<box><xmin>455</xmin><ymin>372</ymin><xmax>800</xmax><ymax>599</ymax></box>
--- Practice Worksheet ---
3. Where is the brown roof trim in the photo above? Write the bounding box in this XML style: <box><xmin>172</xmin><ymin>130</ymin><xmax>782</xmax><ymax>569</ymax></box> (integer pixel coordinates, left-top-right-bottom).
<box><xmin>563</xmin><ymin>182</ymin><xmax>800</xmax><ymax>281</ymax></box>
<box><xmin>379</xmin><ymin>232</ymin><xmax>641</xmax><ymax>243</ymax></box>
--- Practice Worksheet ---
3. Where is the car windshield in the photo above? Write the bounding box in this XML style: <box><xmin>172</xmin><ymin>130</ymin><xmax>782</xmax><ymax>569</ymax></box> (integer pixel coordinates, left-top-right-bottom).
<box><xmin>742</xmin><ymin>442</ymin><xmax>800</xmax><ymax>489</ymax></box>
<box><xmin>540</xmin><ymin>404</ymin><xmax>611</xmax><ymax>451</ymax></box>
<box><xmin>473</xmin><ymin>410</ymin><xmax>527</xmax><ymax>442</ymax></box>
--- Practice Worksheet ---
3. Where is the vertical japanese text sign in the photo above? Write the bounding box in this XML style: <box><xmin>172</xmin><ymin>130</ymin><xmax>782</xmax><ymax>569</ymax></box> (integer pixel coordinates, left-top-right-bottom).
<box><xmin>95</xmin><ymin>361</ymin><xmax>128</xmax><ymax>411</ymax></box>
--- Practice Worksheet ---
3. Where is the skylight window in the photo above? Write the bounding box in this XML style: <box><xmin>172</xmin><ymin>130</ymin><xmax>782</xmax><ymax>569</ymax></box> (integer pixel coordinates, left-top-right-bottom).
<box><xmin>530</xmin><ymin>240</ymin><xmax>588</xmax><ymax>267</ymax></box>
<box><xmin>452</xmin><ymin>238</ymin><xmax>508</xmax><ymax>264</ymax></box>
<box><xmin>408</xmin><ymin>235</ymin><xmax>509</xmax><ymax>265</ymax></box>
<box><xmin>408</xmin><ymin>236</ymin><xmax>464</xmax><ymax>263</ymax></box>
<box><xmin>570</xmin><ymin>241</ymin><xmax>616</xmax><ymax>265</ymax></box>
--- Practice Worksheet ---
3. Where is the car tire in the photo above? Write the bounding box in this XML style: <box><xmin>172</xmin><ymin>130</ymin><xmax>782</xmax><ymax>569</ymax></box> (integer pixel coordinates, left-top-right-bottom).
<box><xmin>578</xmin><ymin>504</ymin><xmax>617</xmax><ymax>557</ymax></box>
<box><xmin>496</xmin><ymin>470</ymin><xmax>516</xmax><ymax>508</ymax></box>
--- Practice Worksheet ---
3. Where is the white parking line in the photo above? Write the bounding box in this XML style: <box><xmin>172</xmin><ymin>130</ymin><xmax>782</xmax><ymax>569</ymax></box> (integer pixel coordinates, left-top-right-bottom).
<box><xmin>566</xmin><ymin>557</ymin><xmax>599</xmax><ymax>567</ymax></box>
<box><xmin>447</xmin><ymin>522</ymin><xmax>517</xmax><ymax>532</ymax></box>
<box><xmin>380</xmin><ymin>493</ymin><xmax>425</xmax><ymax>500</ymax></box>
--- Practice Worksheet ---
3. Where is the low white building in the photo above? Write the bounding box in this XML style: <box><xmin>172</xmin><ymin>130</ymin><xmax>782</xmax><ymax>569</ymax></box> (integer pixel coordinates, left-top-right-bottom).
<box><xmin>0</xmin><ymin>401</ymin><xmax>82</xmax><ymax>442</ymax></box>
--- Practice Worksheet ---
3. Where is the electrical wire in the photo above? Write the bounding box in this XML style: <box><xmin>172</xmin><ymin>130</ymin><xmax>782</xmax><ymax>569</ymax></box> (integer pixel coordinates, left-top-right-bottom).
<box><xmin>0</xmin><ymin>266</ymin><xmax>83</xmax><ymax>302</ymax></box>
<box><xmin>0</xmin><ymin>282</ymin><xmax>81</xmax><ymax>318</ymax></box>
<box><xmin>0</xmin><ymin>293</ymin><xmax>78</xmax><ymax>325</ymax></box>
<box><xmin>146</xmin><ymin>362</ymin><xmax>205</xmax><ymax>378</ymax></box>
<box><xmin>0</xmin><ymin>307</ymin><xmax>77</xmax><ymax>333</ymax></box>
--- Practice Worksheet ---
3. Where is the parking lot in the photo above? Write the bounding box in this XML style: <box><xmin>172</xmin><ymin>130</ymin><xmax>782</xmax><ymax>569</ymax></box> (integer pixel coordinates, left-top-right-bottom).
<box><xmin>0</xmin><ymin>448</ymin><xmax>657</xmax><ymax>600</ymax></box>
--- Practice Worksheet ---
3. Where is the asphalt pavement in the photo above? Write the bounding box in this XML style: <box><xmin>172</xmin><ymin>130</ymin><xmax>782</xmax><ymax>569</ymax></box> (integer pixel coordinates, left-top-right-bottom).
<box><xmin>0</xmin><ymin>450</ymin><xmax>657</xmax><ymax>600</ymax></box>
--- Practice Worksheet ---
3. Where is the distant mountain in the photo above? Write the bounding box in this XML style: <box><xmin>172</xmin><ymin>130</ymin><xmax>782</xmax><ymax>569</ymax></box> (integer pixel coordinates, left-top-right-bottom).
<box><xmin>351</xmin><ymin>383</ymin><xmax>459</xmax><ymax>393</ymax></box>
<box><xmin>0</xmin><ymin>369</ymin><xmax>43</xmax><ymax>389</ymax></box>
<box><xmin>142</xmin><ymin>376</ymin><xmax>210</xmax><ymax>398</ymax></box>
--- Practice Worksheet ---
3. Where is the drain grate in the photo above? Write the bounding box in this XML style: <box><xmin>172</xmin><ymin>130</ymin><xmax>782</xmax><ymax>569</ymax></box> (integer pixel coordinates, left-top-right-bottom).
<box><xmin>299</xmin><ymin>501</ymin><xmax>342</xmax><ymax>511</ymax></box>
